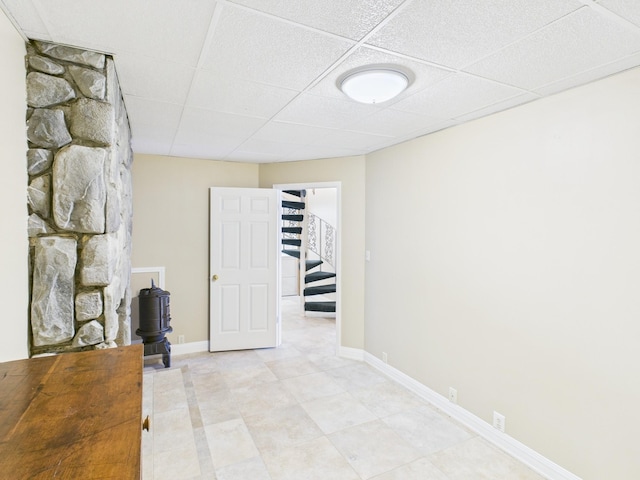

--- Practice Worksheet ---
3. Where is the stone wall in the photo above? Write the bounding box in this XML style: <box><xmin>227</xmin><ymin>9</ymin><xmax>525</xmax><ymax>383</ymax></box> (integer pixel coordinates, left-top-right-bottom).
<box><xmin>26</xmin><ymin>41</ymin><xmax>133</xmax><ymax>355</ymax></box>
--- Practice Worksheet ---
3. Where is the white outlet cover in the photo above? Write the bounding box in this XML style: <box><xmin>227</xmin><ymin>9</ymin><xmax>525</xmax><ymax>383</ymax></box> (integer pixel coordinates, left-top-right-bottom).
<box><xmin>493</xmin><ymin>411</ymin><xmax>506</xmax><ymax>432</ymax></box>
<box><xmin>448</xmin><ymin>387</ymin><xmax>457</xmax><ymax>404</ymax></box>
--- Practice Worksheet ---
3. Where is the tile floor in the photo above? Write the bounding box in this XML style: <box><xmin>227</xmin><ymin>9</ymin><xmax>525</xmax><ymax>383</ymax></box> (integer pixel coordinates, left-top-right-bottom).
<box><xmin>142</xmin><ymin>298</ymin><xmax>546</xmax><ymax>480</ymax></box>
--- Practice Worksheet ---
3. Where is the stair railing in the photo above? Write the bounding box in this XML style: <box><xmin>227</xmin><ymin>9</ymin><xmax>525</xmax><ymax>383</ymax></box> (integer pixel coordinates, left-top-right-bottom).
<box><xmin>307</xmin><ymin>213</ymin><xmax>335</xmax><ymax>268</ymax></box>
<box><xmin>299</xmin><ymin>196</ymin><xmax>309</xmax><ymax>310</ymax></box>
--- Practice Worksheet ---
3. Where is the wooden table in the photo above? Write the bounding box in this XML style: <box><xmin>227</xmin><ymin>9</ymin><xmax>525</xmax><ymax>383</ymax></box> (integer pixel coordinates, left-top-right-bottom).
<box><xmin>0</xmin><ymin>345</ymin><xmax>143</xmax><ymax>479</ymax></box>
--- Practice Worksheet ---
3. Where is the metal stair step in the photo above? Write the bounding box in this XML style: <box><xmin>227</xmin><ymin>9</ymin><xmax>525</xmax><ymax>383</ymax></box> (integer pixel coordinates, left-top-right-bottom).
<box><xmin>305</xmin><ymin>259</ymin><xmax>323</xmax><ymax>271</ymax></box>
<box><xmin>282</xmin><ymin>238</ymin><xmax>301</xmax><ymax>247</ymax></box>
<box><xmin>282</xmin><ymin>227</ymin><xmax>302</xmax><ymax>234</ymax></box>
<box><xmin>283</xmin><ymin>190</ymin><xmax>306</xmax><ymax>198</ymax></box>
<box><xmin>282</xmin><ymin>249</ymin><xmax>300</xmax><ymax>258</ymax></box>
<box><xmin>304</xmin><ymin>284</ymin><xmax>336</xmax><ymax>296</ymax></box>
<box><xmin>304</xmin><ymin>301</ymin><xmax>336</xmax><ymax>313</ymax></box>
<box><xmin>282</xmin><ymin>200</ymin><xmax>306</xmax><ymax>210</ymax></box>
<box><xmin>282</xmin><ymin>214</ymin><xmax>303</xmax><ymax>222</ymax></box>
<box><xmin>305</xmin><ymin>271</ymin><xmax>336</xmax><ymax>283</ymax></box>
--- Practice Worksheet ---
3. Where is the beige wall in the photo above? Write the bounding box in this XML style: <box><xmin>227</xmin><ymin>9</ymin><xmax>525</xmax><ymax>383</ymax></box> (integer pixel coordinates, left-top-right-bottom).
<box><xmin>260</xmin><ymin>156</ymin><xmax>366</xmax><ymax>349</ymax></box>
<box><xmin>131</xmin><ymin>154</ymin><xmax>259</xmax><ymax>344</ymax></box>
<box><xmin>365</xmin><ymin>68</ymin><xmax>640</xmax><ymax>480</ymax></box>
<box><xmin>0</xmin><ymin>11</ymin><xmax>28</xmax><ymax>362</ymax></box>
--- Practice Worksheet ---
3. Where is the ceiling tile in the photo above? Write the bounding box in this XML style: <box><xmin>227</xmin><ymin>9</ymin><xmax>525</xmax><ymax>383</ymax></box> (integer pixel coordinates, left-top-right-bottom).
<box><xmin>123</xmin><ymin>96</ymin><xmax>183</xmax><ymax>155</ymax></box>
<box><xmin>171</xmin><ymin>138</ymin><xmax>239</xmax><ymax>160</ymax></box>
<box><xmin>226</xmin><ymin>150</ymin><xmax>284</xmax><ymax>163</ymax></box>
<box><xmin>366</xmin><ymin>0</ymin><xmax>583</xmax><ymax>68</ymax></box>
<box><xmin>313</xmin><ymin>129</ymin><xmax>393</xmax><ymax>151</ymax></box>
<box><xmin>285</xmin><ymin>145</ymin><xmax>364</xmax><ymax>161</ymax></box>
<box><xmin>345</xmin><ymin>108</ymin><xmax>448</xmax><ymax>137</ymax></box>
<box><xmin>31</xmin><ymin>0</ymin><xmax>216</xmax><ymax>65</ymax></box>
<box><xmin>390</xmin><ymin>119</ymin><xmax>459</xmax><ymax>145</ymax></box>
<box><xmin>173</xmin><ymin>107</ymin><xmax>268</xmax><ymax>148</ymax></box>
<box><xmin>392</xmin><ymin>73</ymin><xmax>525</xmax><ymax>119</ymax></box>
<box><xmin>251</xmin><ymin>121</ymin><xmax>339</xmax><ymax>146</ymax></box>
<box><xmin>534</xmin><ymin>52</ymin><xmax>640</xmax><ymax>97</ymax></box>
<box><xmin>465</xmin><ymin>7</ymin><xmax>640</xmax><ymax>90</ymax></box>
<box><xmin>115</xmin><ymin>53</ymin><xmax>195</xmax><ymax>105</ymax></box>
<box><xmin>273</xmin><ymin>93</ymin><xmax>380</xmax><ymax>129</ymax></box>
<box><xmin>309</xmin><ymin>46</ymin><xmax>453</xmax><ymax>102</ymax></box>
<box><xmin>1</xmin><ymin>0</ymin><xmax>48</xmax><ymax>37</ymax></box>
<box><xmin>201</xmin><ymin>5</ymin><xmax>354</xmax><ymax>90</ymax></box>
<box><xmin>226</xmin><ymin>0</ymin><xmax>404</xmax><ymax>40</ymax></box>
<box><xmin>597</xmin><ymin>0</ymin><xmax>640</xmax><ymax>27</ymax></box>
<box><xmin>454</xmin><ymin>93</ymin><xmax>539</xmax><ymax>123</ymax></box>
<box><xmin>234</xmin><ymin>137</ymin><xmax>299</xmax><ymax>157</ymax></box>
<box><xmin>186</xmin><ymin>69</ymin><xmax>299</xmax><ymax>117</ymax></box>
<box><xmin>31</xmin><ymin>0</ymin><xmax>142</xmax><ymax>54</ymax></box>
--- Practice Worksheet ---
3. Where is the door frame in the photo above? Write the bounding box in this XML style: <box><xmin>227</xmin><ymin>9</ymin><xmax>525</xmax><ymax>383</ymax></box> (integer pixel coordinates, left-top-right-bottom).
<box><xmin>273</xmin><ymin>181</ymin><xmax>342</xmax><ymax>351</ymax></box>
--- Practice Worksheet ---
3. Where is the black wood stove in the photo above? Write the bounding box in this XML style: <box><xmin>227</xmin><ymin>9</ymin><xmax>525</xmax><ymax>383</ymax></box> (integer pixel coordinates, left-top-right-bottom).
<box><xmin>136</xmin><ymin>280</ymin><xmax>172</xmax><ymax>368</ymax></box>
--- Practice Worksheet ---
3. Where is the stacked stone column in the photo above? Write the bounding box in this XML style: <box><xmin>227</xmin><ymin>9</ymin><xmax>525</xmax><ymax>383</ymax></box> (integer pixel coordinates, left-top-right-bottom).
<box><xmin>26</xmin><ymin>41</ymin><xmax>133</xmax><ymax>355</ymax></box>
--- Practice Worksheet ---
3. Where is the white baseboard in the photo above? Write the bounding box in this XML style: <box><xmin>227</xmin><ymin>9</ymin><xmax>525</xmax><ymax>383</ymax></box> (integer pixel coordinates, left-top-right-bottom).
<box><xmin>361</xmin><ymin>351</ymin><xmax>582</xmax><ymax>480</ymax></box>
<box><xmin>171</xmin><ymin>340</ymin><xmax>209</xmax><ymax>356</ymax></box>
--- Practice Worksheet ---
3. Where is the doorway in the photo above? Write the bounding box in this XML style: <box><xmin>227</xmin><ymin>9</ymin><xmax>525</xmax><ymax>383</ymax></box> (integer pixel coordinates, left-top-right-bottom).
<box><xmin>275</xmin><ymin>182</ymin><xmax>341</xmax><ymax>352</ymax></box>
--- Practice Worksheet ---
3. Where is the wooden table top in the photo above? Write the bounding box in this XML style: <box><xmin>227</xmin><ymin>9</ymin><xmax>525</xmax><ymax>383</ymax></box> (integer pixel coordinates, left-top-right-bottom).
<box><xmin>0</xmin><ymin>345</ymin><xmax>143</xmax><ymax>479</ymax></box>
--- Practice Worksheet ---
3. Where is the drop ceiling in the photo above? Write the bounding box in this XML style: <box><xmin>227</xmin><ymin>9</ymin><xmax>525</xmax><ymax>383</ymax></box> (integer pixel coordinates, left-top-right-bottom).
<box><xmin>2</xmin><ymin>0</ymin><xmax>640</xmax><ymax>163</ymax></box>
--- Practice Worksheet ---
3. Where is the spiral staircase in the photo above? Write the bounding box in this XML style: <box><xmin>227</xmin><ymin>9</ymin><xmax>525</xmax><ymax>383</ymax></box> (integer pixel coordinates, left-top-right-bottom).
<box><xmin>281</xmin><ymin>190</ymin><xmax>336</xmax><ymax>313</ymax></box>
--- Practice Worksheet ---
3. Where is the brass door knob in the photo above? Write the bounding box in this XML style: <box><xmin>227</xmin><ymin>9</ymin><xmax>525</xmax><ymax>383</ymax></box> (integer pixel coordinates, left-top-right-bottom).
<box><xmin>212</xmin><ymin>274</ymin><xmax>219</xmax><ymax>281</ymax></box>
<box><xmin>142</xmin><ymin>415</ymin><xmax>150</xmax><ymax>431</ymax></box>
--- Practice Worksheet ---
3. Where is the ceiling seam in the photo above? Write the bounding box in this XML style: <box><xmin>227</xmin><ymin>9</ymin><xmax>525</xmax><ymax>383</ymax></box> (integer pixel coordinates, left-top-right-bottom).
<box><xmin>169</xmin><ymin>0</ymin><xmax>225</xmax><ymax>157</ymax></box>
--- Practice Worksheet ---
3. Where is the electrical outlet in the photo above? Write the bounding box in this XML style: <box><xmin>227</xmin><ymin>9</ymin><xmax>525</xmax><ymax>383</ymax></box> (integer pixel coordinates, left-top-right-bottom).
<box><xmin>382</xmin><ymin>352</ymin><xmax>388</xmax><ymax>363</ymax></box>
<box><xmin>493</xmin><ymin>411</ymin><xmax>506</xmax><ymax>432</ymax></box>
<box><xmin>448</xmin><ymin>387</ymin><xmax>457</xmax><ymax>404</ymax></box>
<box><xmin>178</xmin><ymin>335</ymin><xmax>185</xmax><ymax>344</ymax></box>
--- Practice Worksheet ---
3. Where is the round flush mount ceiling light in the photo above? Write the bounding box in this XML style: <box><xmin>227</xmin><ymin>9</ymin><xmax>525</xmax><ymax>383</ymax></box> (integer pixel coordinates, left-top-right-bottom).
<box><xmin>339</xmin><ymin>66</ymin><xmax>411</xmax><ymax>104</ymax></box>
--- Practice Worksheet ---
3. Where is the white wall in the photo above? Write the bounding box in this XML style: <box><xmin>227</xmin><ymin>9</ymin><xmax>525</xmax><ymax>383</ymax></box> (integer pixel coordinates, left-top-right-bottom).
<box><xmin>0</xmin><ymin>10</ymin><xmax>28</xmax><ymax>362</ymax></box>
<box><xmin>306</xmin><ymin>187</ymin><xmax>337</xmax><ymax>228</ymax></box>
<box><xmin>131</xmin><ymin>154</ymin><xmax>259</xmax><ymax>345</ymax></box>
<box><xmin>365</xmin><ymin>67</ymin><xmax>640</xmax><ymax>480</ymax></box>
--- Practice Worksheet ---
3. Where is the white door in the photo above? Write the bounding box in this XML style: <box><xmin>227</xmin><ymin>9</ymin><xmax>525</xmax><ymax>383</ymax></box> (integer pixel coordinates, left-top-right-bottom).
<box><xmin>209</xmin><ymin>187</ymin><xmax>280</xmax><ymax>351</ymax></box>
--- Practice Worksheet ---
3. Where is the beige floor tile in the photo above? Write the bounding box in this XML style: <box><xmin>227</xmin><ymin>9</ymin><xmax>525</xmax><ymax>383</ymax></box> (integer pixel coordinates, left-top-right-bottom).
<box><xmin>152</xmin><ymin>367</ymin><xmax>184</xmax><ymax>388</ymax></box>
<box><xmin>214</xmin><ymin>349</ymin><xmax>265</xmax><ymax>371</ymax></box>
<box><xmin>153</xmin><ymin>406</ymin><xmax>196</xmax><ymax>454</ymax></box>
<box><xmin>244</xmin><ymin>404</ymin><xmax>323</xmax><ymax>453</ymax></box>
<box><xmin>307</xmin><ymin>351</ymin><xmax>359</xmax><ymax>370</ymax></box>
<box><xmin>152</xmin><ymin>444</ymin><xmax>201</xmax><ymax>480</ymax></box>
<box><xmin>281</xmin><ymin>371</ymin><xmax>345</xmax><ymax>403</ymax></box>
<box><xmin>370</xmin><ymin>457</ymin><xmax>449</xmax><ymax>480</ymax></box>
<box><xmin>329</xmin><ymin>420</ymin><xmax>422</xmax><ymax>479</ymax></box>
<box><xmin>198</xmin><ymin>389</ymin><xmax>242</xmax><ymax>425</ymax></box>
<box><xmin>350</xmin><ymin>380</ymin><xmax>425</xmax><ymax>417</ymax></box>
<box><xmin>191</xmin><ymin>371</ymin><xmax>228</xmax><ymax>396</ymax></box>
<box><xmin>215</xmin><ymin>456</ymin><xmax>272</xmax><ymax>480</ymax></box>
<box><xmin>381</xmin><ymin>405</ymin><xmax>473</xmax><ymax>455</ymax></box>
<box><xmin>263</xmin><ymin>436</ymin><xmax>360</xmax><ymax>480</ymax></box>
<box><xmin>301</xmin><ymin>391</ymin><xmax>378</xmax><ymax>434</ymax></box>
<box><xmin>327</xmin><ymin>363</ymin><xmax>389</xmax><ymax>391</ymax></box>
<box><xmin>220</xmin><ymin>364</ymin><xmax>278</xmax><ymax>389</ymax></box>
<box><xmin>429</xmin><ymin>437</ymin><xmax>546</xmax><ymax>480</ymax></box>
<box><xmin>254</xmin><ymin>343</ymin><xmax>302</xmax><ymax>362</ymax></box>
<box><xmin>230</xmin><ymin>380</ymin><xmax>298</xmax><ymax>417</ymax></box>
<box><xmin>205</xmin><ymin>418</ymin><xmax>260</xmax><ymax>469</ymax></box>
<box><xmin>266</xmin><ymin>355</ymin><xmax>321</xmax><ymax>379</ymax></box>
<box><xmin>153</xmin><ymin>383</ymin><xmax>188</xmax><ymax>413</ymax></box>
